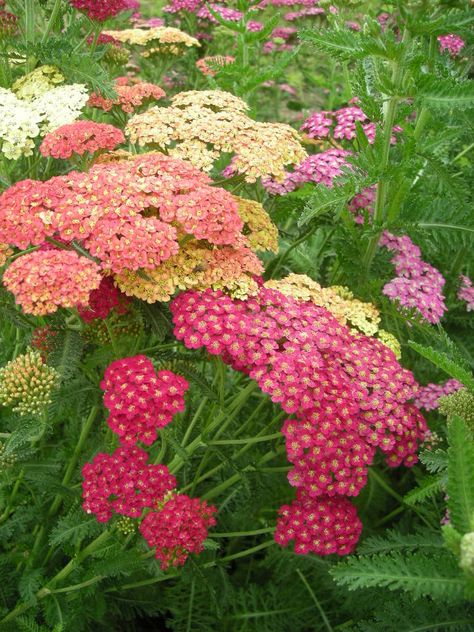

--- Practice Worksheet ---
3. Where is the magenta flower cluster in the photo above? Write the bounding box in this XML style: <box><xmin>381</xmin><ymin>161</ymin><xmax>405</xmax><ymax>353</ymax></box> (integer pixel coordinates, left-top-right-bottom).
<box><xmin>263</xmin><ymin>149</ymin><xmax>350</xmax><ymax>195</ymax></box>
<box><xmin>458</xmin><ymin>275</ymin><xmax>474</xmax><ymax>311</ymax></box>
<box><xmin>301</xmin><ymin>105</ymin><xmax>401</xmax><ymax>144</ymax></box>
<box><xmin>414</xmin><ymin>379</ymin><xmax>462</xmax><ymax>411</ymax></box>
<box><xmin>101</xmin><ymin>355</ymin><xmax>189</xmax><ymax>446</ymax></box>
<box><xmin>170</xmin><ymin>286</ymin><xmax>427</xmax><ymax>555</ymax></box>
<box><xmin>437</xmin><ymin>34</ymin><xmax>465</xmax><ymax>57</ymax></box>
<box><xmin>380</xmin><ymin>232</ymin><xmax>447</xmax><ymax>324</ymax></box>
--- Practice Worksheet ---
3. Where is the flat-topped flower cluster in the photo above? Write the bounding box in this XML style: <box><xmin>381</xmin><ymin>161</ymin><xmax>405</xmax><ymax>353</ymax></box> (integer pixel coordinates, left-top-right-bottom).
<box><xmin>170</xmin><ymin>280</ymin><xmax>427</xmax><ymax>555</ymax></box>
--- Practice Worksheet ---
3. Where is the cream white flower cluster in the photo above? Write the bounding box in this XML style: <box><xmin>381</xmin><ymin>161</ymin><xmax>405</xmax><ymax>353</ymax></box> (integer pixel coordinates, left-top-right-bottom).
<box><xmin>0</xmin><ymin>67</ymin><xmax>89</xmax><ymax>160</ymax></box>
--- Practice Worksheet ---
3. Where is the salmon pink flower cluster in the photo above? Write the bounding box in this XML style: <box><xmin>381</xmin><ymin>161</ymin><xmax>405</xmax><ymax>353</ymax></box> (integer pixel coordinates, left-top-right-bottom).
<box><xmin>301</xmin><ymin>106</ymin><xmax>401</xmax><ymax>144</ymax></box>
<box><xmin>0</xmin><ymin>152</ymin><xmax>263</xmax><ymax>313</ymax></box>
<box><xmin>82</xmin><ymin>446</ymin><xmax>176</xmax><ymax>522</ymax></box>
<box><xmin>101</xmin><ymin>355</ymin><xmax>189</xmax><ymax>445</ymax></box>
<box><xmin>275</xmin><ymin>492</ymin><xmax>362</xmax><ymax>555</ymax></box>
<box><xmin>88</xmin><ymin>77</ymin><xmax>166</xmax><ymax>114</ymax></box>
<box><xmin>78</xmin><ymin>277</ymin><xmax>130</xmax><ymax>323</ymax></box>
<box><xmin>170</xmin><ymin>283</ymin><xmax>427</xmax><ymax>555</ymax></box>
<box><xmin>438</xmin><ymin>34</ymin><xmax>465</xmax><ymax>57</ymax></box>
<box><xmin>3</xmin><ymin>250</ymin><xmax>101</xmax><ymax>315</ymax></box>
<box><xmin>140</xmin><ymin>495</ymin><xmax>217</xmax><ymax>569</ymax></box>
<box><xmin>39</xmin><ymin>121</ymin><xmax>125</xmax><ymax>160</ymax></box>
<box><xmin>380</xmin><ymin>232</ymin><xmax>447</xmax><ymax>324</ymax></box>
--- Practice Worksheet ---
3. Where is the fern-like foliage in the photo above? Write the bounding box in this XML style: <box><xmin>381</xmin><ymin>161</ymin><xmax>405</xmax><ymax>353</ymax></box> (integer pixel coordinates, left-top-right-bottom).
<box><xmin>447</xmin><ymin>416</ymin><xmax>474</xmax><ymax>534</ymax></box>
<box><xmin>331</xmin><ymin>550</ymin><xmax>466</xmax><ymax>602</ymax></box>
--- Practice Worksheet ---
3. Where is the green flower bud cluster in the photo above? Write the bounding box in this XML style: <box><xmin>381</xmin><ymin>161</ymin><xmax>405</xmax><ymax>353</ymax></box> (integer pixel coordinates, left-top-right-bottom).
<box><xmin>0</xmin><ymin>442</ymin><xmax>16</xmax><ymax>469</ymax></box>
<box><xmin>0</xmin><ymin>349</ymin><xmax>59</xmax><ymax>416</ymax></box>
<box><xmin>439</xmin><ymin>388</ymin><xmax>474</xmax><ymax>429</ymax></box>
<box><xmin>116</xmin><ymin>516</ymin><xmax>136</xmax><ymax>535</ymax></box>
<box><xmin>104</xmin><ymin>46</ymin><xmax>130</xmax><ymax>66</ymax></box>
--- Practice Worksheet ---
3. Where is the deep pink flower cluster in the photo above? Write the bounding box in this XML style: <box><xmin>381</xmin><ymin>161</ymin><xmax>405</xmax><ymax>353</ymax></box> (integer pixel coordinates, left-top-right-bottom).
<box><xmin>170</xmin><ymin>285</ymin><xmax>427</xmax><ymax>554</ymax></box>
<box><xmin>414</xmin><ymin>379</ymin><xmax>462</xmax><ymax>411</ymax></box>
<box><xmin>101</xmin><ymin>355</ymin><xmax>189</xmax><ymax>445</ymax></box>
<box><xmin>380</xmin><ymin>232</ymin><xmax>447</xmax><ymax>324</ymax></box>
<box><xmin>458</xmin><ymin>275</ymin><xmax>474</xmax><ymax>311</ymax></box>
<box><xmin>82</xmin><ymin>446</ymin><xmax>176</xmax><ymax>522</ymax></box>
<box><xmin>263</xmin><ymin>26</ymin><xmax>297</xmax><ymax>53</ymax></box>
<box><xmin>69</xmin><ymin>0</ymin><xmax>139</xmax><ymax>21</ymax></box>
<box><xmin>275</xmin><ymin>492</ymin><xmax>362</xmax><ymax>555</ymax></box>
<box><xmin>163</xmin><ymin>0</ymin><xmax>203</xmax><ymax>13</ymax></box>
<box><xmin>348</xmin><ymin>185</ymin><xmax>375</xmax><ymax>223</ymax></box>
<box><xmin>263</xmin><ymin>149</ymin><xmax>350</xmax><ymax>195</ymax></box>
<box><xmin>39</xmin><ymin>121</ymin><xmax>125</xmax><ymax>160</ymax></box>
<box><xmin>438</xmin><ymin>34</ymin><xmax>465</xmax><ymax>57</ymax></box>
<box><xmin>77</xmin><ymin>277</ymin><xmax>130</xmax><ymax>323</ymax></box>
<box><xmin>140</xmin><ymin>494</ymin><xmax>217</xmax><ymax>569</ymax></box>
<box><xmin>302</xmin><ymin>106</ymin><xmax>401</xmax><ymax>144</ymax></box>
<box><xmin>258</xmin><ymin>0</ymin><xmax>320</xmax><ymax>6</ymax></box>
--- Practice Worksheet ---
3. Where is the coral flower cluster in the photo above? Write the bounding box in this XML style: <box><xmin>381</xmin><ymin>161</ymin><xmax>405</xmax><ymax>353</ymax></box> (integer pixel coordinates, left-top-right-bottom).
<box><xmin>88</xmin><ymin>76</ymin><xmax>166</xmax><ymax>114</ymax></box>
<box><xmin>301</xmin><ymin>105</ymin><xmax>401</xmax><ymax>144</ymax></box>
<box><xmin>100</xmin><ymin>355</ymin><xmax>189</xmax><ymax>445</ymax></box>
<box><xmin>103</xmin><ymin>26</ymin><xmax>200</xmax><ymax>56</ymax></box>
<box><xmin>380</xmin><ymin>232</ymin><xmax>447</xmax><ymax>324</ymax></box>
<box><xmin>40</xmin><ymin>121</ymin><xmax>125</xmax><ymax>160</ymax></box>
<box><xmin>0</xmin><ymin>348</ymin><xmax>58</xmax><ymax>416</ymax></box>
<box><xmin>82</xmin><ymin>354</ymin><xmax>216</xmax><ymax>568</ymax></box>
<box><xmin>3</xmin><ymin>250</ymin><xmax>102</xmax><ymax>316</ymax></box>
<box><xmin>126</xmin><ymin>90</ymin><xmax>307</xmax><ymax>182</ymax></box>
<box><xmin>170</xmin><ymin>281</ymin><xmax>427</xmax><ymax>555</ymax></box>
<box><xmin>195</xmin><ymin>55</ymin><xmax>235</xmax><ymax>76</ymax></box>
<box><xmin>0</xmin><ymin>152</ymin><xmax>271</xmax><ymax>313</ymax></box>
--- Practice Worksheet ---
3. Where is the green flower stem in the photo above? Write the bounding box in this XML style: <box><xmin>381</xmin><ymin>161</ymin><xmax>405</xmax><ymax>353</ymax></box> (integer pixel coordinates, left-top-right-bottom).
<box><xmin>180</xmin><ymin>397</ymin><xmax>208</xmax><ymax>449</ymax></box>
<box><xmin>203</xmin><ymin>446</ymin><xmax>286</xmax><ymax>501</ymax></box>
<box><xmin>24</xmin><ymin>0</ymin><xmax>36</xmax><ymax>72</ymax></box>
<box><xmin>207</xmin><ymin>432</ymin><xmax>282</xmax><ymax>446</ymax></box>
<box><xmin>1</xmin><ymin>529</ymin><xmax>112</xmax><ymax>624</ymax></box>
<box><xmin>296</xmin><ymin>569</ymin><xmax>333</xmax><ymax>632</ymax></box>
<box><xmin>210</xmin><ymin>527</ymin><xmax>275</xmax><ymax>538</ymax></box>
<box><xmin>41</xmin><ymin>0</ymin><xmax>63</xmax><ymax>43</ymax></box>
<box><xmin>105</xmin><ymin>320</ymin><xmax>120</xmax><ymax>358</ymax></box>
<box><xmin>0</xmin><ymin>469</ymin><xmax>24</xmax><ymax>523</ymax></box>
<box><xmin>31</xmin><ymin>406</ymin><xmax>100</xmax><ymax>564</ymax></box>
<box><xmin>207</xmin><ymin>539</ymin><xmax>275</xmax><ymax>565</ymax></box>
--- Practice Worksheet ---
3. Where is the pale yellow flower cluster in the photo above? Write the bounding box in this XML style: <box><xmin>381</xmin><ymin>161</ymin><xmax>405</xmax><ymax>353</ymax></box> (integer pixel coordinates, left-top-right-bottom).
<box><xmin>103</xmin><ymin>27</ymin><xmax>200</xmax><ymax>57</ymax></box>
<box><xmin>126</xmin><ymin>90</ymin><xmax>307</xmax><ymax>182</ymax></box>
<box><xmin>12</xmin><ymin>65</ymin><xmax>65</xmax><ymax>101</ymax></box>
<box><xmin>236</xmin><ymin>197</ymin><xmax>279</xmax><ymax>253</ymax></box>
<box><xmin>265</xmin><ymin>274</ymin><xmax>402</xmax><ymax>356</ymax></box>
<box><xmin>0</xmin><ymin>66</ymin><xmax>88</xmax><ymax>159</ymax></box>
<box><xmin>0</xmin><ymin>349</ymin><xmax>59</xmax><ymax>416</ymax></box>
<box><xmin>115</xmin><ymin>237</ymin><xmax>262</xmax><ymax>303</ymax></box>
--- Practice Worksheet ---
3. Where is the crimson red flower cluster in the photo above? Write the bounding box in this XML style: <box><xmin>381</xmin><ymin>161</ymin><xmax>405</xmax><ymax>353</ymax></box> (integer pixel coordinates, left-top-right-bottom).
<box><xmin>78</xmin><ymin>277</ymin><xmax>130</xmax><ymax>323</ymax></box>
<box><xmin>82</xmin><ymin>446</ymin><xmax>176</xmax><ymax>522</ymax></box>
<box><xmin>140</xmin><ymin>495</ymin><xmax>217</xmax><ymax>569</ymax></box>
<box><xmin>101</xmin><ymin>355</ymin><xmax>189</xmax><ymax>445</ymax></box>
<box><xmin>170</xmin><ymin>286</ymin><xmax>427</xmax><ymax>555</ymax></box>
